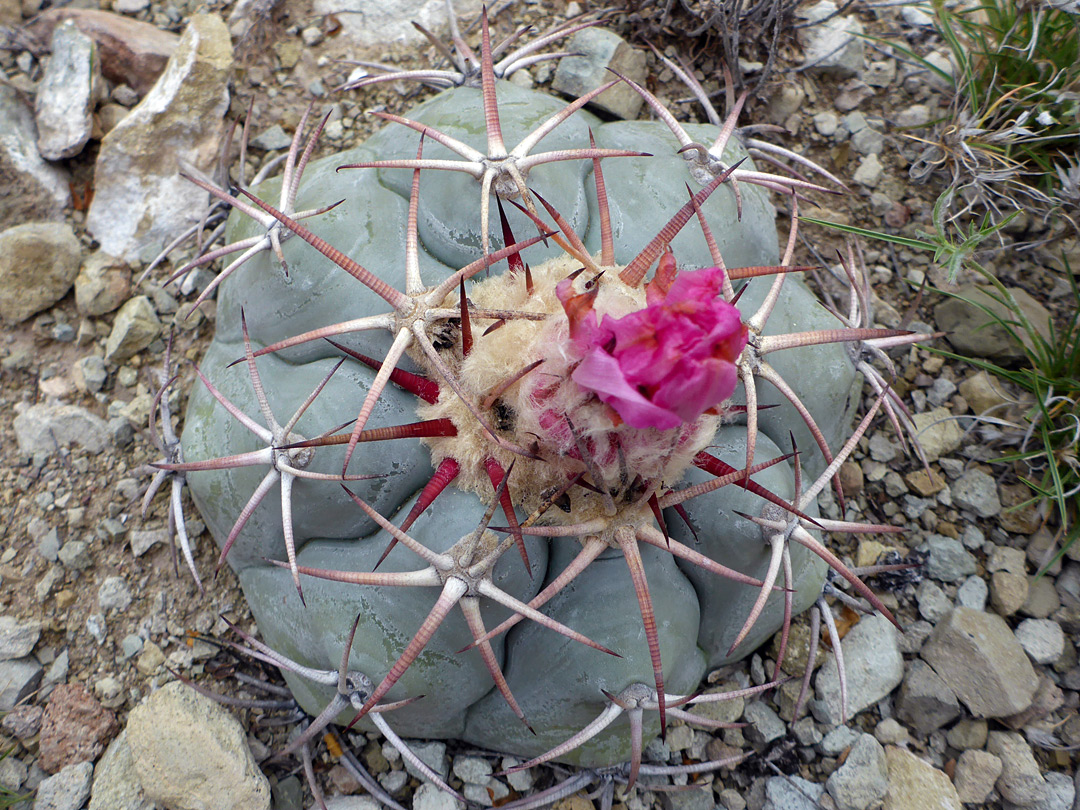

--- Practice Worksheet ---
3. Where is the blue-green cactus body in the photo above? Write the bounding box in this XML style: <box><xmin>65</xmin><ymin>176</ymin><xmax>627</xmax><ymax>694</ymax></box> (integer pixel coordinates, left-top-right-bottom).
<box><xmin>182</xmin><ymin>78</ymin><xmax>856</xmax><ymax>766</ymax></box>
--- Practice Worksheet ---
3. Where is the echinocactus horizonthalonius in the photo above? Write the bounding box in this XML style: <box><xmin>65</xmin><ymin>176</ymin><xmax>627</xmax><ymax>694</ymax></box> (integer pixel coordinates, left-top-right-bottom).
<box><xmin>150</xmin><ymin>9</ymin><xmax>924</xmax><ymax>800</ymax></box>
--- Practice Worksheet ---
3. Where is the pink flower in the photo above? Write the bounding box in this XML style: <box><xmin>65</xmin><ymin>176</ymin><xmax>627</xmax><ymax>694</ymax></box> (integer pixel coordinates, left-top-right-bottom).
<box><xmin>565</xmin><ymin>267</ymin><xmax>747</xmax><ymax>430</ymax></box>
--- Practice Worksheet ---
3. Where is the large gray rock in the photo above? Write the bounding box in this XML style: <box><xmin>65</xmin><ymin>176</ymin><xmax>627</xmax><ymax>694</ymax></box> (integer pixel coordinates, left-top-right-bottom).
<box><xmin>311</xmin><ymin>0</ymin><xmax>481</xmax><ymax>47</ymax></box>
<box><xmin>0</xmin><ymin>85</ymin><xmax>71</xmax><ymax>230</ymax></box>
<box><xmin>88</xmin><ymin>729</ymin><xmax>154</xmax><ymax>810</ymax></box>
<box><xmin>813</xmin><ymin>614</ymin><xmax>904</xmax><ymax>725</ymax></box>
<box><xmin>988</xmin><ymin>730</ymin><xmax>1052</xmax><ymax>807</ymax></box>
<box><xmin>126</xmin><ymin>681</ymin><xmax>271</xmax><ymax>810</ymax></box>
<box><xmin>0</xmin><ymin>616</ymin><xmax>41</xmax><ymax>661</ymax></box>
<box><xmin>552</xmin><ymin>29</ymin><xmax>647</xmax><ymax>120</ymax></box>
<box><xmin>920</xmin><ymin>607</ymin><xmax>1038</xmax><ymax>718</ymax></box>
<box><xmin>894</xmin><ymin>659</ymin><xmax>960</xmax><ymax>736</ymax></box>
<box><xmin>13</xmin><ymin>402</ymin><xmax>110</xmax><ymax>455</ymax></box>
<box><xmin>935</xmin><ymin>285</ymin><xmax>1053</xmax><ymax>361</ymax></box>
<box><xmin>797</xmin><ymin>1</ymin><xmax>865</xmax><ymax>76</ymax></box>
<box><xmin>33</xmin><ymin>761</ymin><xmax>94</xmax><ymax>810</ymax></box>
<box><xmin>0</xmin><ymin>222</ymin><xmax>81</xmax><ymax>324</ymax></box>
<box><xmin>35</xmin><ymin>20</ymin><xmax>102</xmax><ymax>160</ymax></box>
<box><xmin>86</xmin><ymin>14</ymin><xmax>232</xmax><ymax>262</ymax></box>
<box><xmin>0</xmin><ymin>656</ymin><xmax>43</xmax><ymax>711</ymax></box>
<box><xmin>825</xmin><ymin>733</ymin><xmax>887</xmax><ymax>810</ymax></box>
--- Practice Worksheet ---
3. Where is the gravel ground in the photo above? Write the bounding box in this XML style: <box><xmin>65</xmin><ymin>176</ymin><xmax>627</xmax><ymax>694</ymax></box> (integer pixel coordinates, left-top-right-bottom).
<box><xmin>1</xmin><ymin>0</ymin><xmax>1079</xmax><ymax>809</ymax></box>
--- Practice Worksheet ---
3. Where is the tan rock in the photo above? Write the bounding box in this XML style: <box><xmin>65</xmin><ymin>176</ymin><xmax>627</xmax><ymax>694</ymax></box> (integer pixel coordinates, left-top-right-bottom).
<box><xmin>75</xmin><ymin>251</ymin><xmax>131</xmax><ymax>316</ymax></box>
<box><xmin>921</xmin><ymin>607</ymin><xmax>1038</xmax><ymax>718</ymax></box>
<box><xmin>958</xmin><ymin>370</ymin><xmax>1011</xmax><ymax>416</ymax></box>
<box><xmin>911</xmin><ymin>407</ymin><xmax>963</xmax><ymax>461</ymax></box>
<box><xmin>0</xmin><ymin>222</ymin><xmax>81</xmax><ymax>323</ymax></box>
<box><xmin>953</xmin><ymin>750</ymin><xmax>1002</xmax><ymax>804</ymax></box>
<box><xmin>104</xmin><ymin>296</ymin><xmax>160</xmax><ymax>364</ymax></box>
<box><xmin>990</xmin><ymin>570</ymin><xmax>1029</xmax><ymax>616</ymax></box>
<box><xmin>998</xmin><ymin>482</ymin><xmax>1041</xmax><ymax>535</ymax></box>
<box><xmin>86</xmin><ymin>14</ymin><xmax>232</xmax><ymax>262</ymax></box>
<box><xmin>839</xmin><ymin>460</ymin><xmax>864</xmax><ymax>496</ymax></box>
<box><xmin>905</xmin><ymin>468</ymin><xmax>946</xmax><ymax>496</ymax></box>
<box><xmin>127</xmin><ymin>681</ymin><xmax>270</xmax><ymax>810</ymax></box>
<box><xmin>883</xmin><ymin>746</ymin><xmax>961</xmax><ymax>810</ymax></box>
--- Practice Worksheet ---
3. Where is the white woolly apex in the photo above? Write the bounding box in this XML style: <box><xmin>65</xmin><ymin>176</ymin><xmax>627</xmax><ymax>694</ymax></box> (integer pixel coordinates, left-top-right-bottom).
<box><xmin>417</xmin><ymin>252</ymin><xmax>726</xmax><ymax>524</ymax></box>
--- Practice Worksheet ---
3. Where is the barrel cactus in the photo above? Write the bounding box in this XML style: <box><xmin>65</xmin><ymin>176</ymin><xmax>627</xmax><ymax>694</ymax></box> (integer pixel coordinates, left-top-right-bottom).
<box><xmin>155</xmin><ymin>10</ymin><xmax>920</xmax><ymax>798</ymax></box>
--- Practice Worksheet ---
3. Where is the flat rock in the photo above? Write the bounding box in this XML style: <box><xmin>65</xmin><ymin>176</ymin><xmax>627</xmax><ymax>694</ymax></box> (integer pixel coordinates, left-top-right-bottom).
<box><xmin>882</xmin><ymin>746</ymin><xmax>961</xmax><ymax>810</ymax></box>
<box><xmin>104</xmin><ymin>296</ymin><xmax>160</xmax><ymax>363</ymax></box>
<box><xmin>2</xmin><ymin>704</ymin><xmax>43</xmax><ymax>740</ymax></box>
<box><xmin>797</xmin><ymin>0</ymin><xmax>865</xmax><ymax>76</ymax></box>
<box><xmin>987</xmin><ymin>730</ymin><xmax>1049</xmax><ymax>806</ymax></box>
<box><xmin>75</xmin><ymin>252</ymin><xmax>132</xmax><ymax>316</ymax></box>
<box><xmin>35</xmin><ymin>20</ymin><xmax>102</xmax><ymax>160</ymax></box>
<box><xmin>920</xmin><ymin>607</ymin><xmax>1038</xmax><ymax>718</ymax></box>
<box><xmin>958</xmin><ymin>370</ymin><xmax>1010</xmax><ymax>416</ymax></box>
<box><xmin>1014</xmin><ymin>618</ymin><xmax>1065</xmax><ymax>665</ymax></box>
<box><xmin>13</xmin><ymin>402</ymin><xmax>110</xmax><ymax>455</ymax></box>
<box><xmin>88</xmin><ymin>729</ymin><xmax>154</xmax><ymax>810</ymax></box>
<box><xmin>935</xmin><ymin>284</ymin><xmax>1052</xmax><ymax>361</ymax></box>
<box><xmin>39</xmin><ymin>683</ymin><xmax>119</xmax><ymax>774</ymax></box>
<box><xmin>825</xmin><ymin>733</ymin><xmax>887</xmax><ymax>810</ymax></box>
<box><xmin>0</xmin><ymin>616</ymin><xmax>41</xmax><ymax>660</ymax></box>
<box><xmin>951</xmin><ymin>468</ymin><xmax>1002</xmax><ymax>517</ymax></box>
<box><xmin>86</xmin><ymin>14</ymin><xmax>232</xmax><ymax>263</ymax></box>
<box><xmin>127</xmin><ymin>680</ymin><xmax>270</xmax><ymax>810</ymax></box>
<box><xmin>0</xmin><ymin>85</ymin><xmax>71</xmax><ymax>230</ymax></box>
<box><xmin>923</xmin><ymin>534</ymin><xmax>976</xmax><ymax>582</ymax></box>
<box><xmin>25</xmin><ymin>8</ymin><xmax>179</xmax><ymax>94</ymax></box>
<box><xmin>0</xmin><ymin>222</ymin><xmax>81</xmax><ymax>324</ymax></box>
<box><xmin>744</xmin><ymin>701</ymin><xmax>785</xmax><ymax>745</ymax></box>
<box><xmin>954</xmin><ymin>750</ymin><xmax>1002</xmax><ymax>804</ymax></box>
<box><xmin>552</xmin><ymin>28</ymin><xmax>647</xmax><ymax>119</ymax></box>
<box><xmin>991</xmin><ymin>570</ymin><xmax>1029</xmax><ymax>616</ymax></box>
<box><xmin>895</xmin><ymin>659</ymin><xmax>959</xmax><ymax>736</ymax></box>
<box><xmin>813</xmin><ymin>614</ymin><xmax>904</xmax><ymax>726</ymax></box>
<box><xmin>911</xmin><ymin>407</ymin><xmax>962</xmax><ymax>461</ymax></box>
<box><xmin>34</xmin><ymin>761</ymin><xmax>94</xmax><ymax>810</ymax></box>
<box><xmin>0</xmin><ymin>656</ymin><xmax>43</xmax><ymax>712</ymax></box>
<box><xmin>765</xmin><ymin>775</ymin><xmax>825</xmax><ymax>810</ymax></box>
<box><xmin>310</xmin><ymin>0</ymin><xmax>480</xmax><ymax>47</ymax></box>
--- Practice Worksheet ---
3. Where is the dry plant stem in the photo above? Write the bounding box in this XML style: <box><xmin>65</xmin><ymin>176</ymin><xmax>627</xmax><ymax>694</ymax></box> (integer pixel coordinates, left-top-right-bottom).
<box><xmin>142</xmin><ymin>333</ymin><xmax>202</xmax><ymax>590</ymax></box>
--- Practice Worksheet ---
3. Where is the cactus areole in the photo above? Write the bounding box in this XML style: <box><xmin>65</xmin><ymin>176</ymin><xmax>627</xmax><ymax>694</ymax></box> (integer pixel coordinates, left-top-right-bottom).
<box><xmin>175</xmin><ymin>38</ymin><xmax>894</xmax><ymax>774</ymax></box>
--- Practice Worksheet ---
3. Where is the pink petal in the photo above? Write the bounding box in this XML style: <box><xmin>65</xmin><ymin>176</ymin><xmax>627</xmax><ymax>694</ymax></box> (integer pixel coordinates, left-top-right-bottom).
<box><xmin>572</xmin><ymin>350</ymin><xmax>682</xmax><ymax>430</ymax></box>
